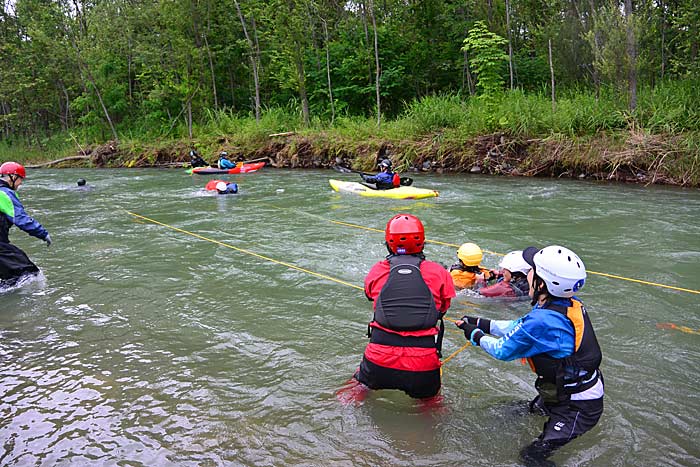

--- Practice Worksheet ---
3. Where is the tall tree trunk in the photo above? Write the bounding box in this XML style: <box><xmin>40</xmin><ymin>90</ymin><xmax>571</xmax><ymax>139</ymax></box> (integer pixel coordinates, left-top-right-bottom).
<box><xmin>229</xmin><ymin>68</ymin><xmax>236</xmax><ymax>109</ymax></box>
<box><xmin>203</xmin><ymin>33</ymin><xmax>218</xmax><ymax>110</ymax></box>
<box><xmin>128</xmin><ymin>35</ymin><xmax>133</xmax><ymax>101</ymax></box>
<box><xmin>321</xmin><ymin>18</ymin><xmax>335</xmax><ymax>123</ymax></box>
<box><xmin>233</xmin><ymin>0</ymin><xmax>261</xmax><ymax>122</ymax></box>
<box><xmin>587</xmin><ymin>0</ymin><xmax>601</xmax><ymax>100</ymax></box>
<box><xmin>625</xmin><ymin>0</ymin><xmax>637</xmax><ymax>112</ymax></box>
<box><xmin>251</xmin><ymin>18</ymin><xmax>263</xmax><ymax>120</ymax></box>
<box><xmin>360</xmin><ymin>1</ymin><xmax>372</xmax><ymax>83</ymax></box>
<box><xmin>59</xmin><ymin>81</ymin><xmax>72</xmax><ymax>129</ymax></box>
<box><xmin>294</xmin><ymin>47</ymin><xmax>310</xmax><ymax>126</ymax></box>
<box><xmin>505</xmin><ymin>0</ymin><xmax>514</xmax><ymax>90</ymax></box>
<box><xmin>462</xmin><ymin>49</ymin><xmax>475</xmax><ymax>96</ymax></box>
<box><xmin>187</xmin><ymin>98</ymin><xmax>193</xmax><ymax>139</ymax></box>
<box><xmin>660</xmin><ymin>0</ymin><xmax>666</xmax><ymax>79</ymax></box>
<box><xmin>549</xmin><ymin>39</ymin><xmax>556</xmax><ymax>112</ymax></box>
<box><xmin>368</xmin><ymin>0</ymin><xmax>381</xmax><ymax>127</ymax></box>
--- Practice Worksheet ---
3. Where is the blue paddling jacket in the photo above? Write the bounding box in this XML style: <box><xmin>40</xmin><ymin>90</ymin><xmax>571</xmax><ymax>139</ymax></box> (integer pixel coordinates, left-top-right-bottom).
<box><xmin>0</xmin><ymin>180</ymin><xmax>49</xmax><ymax>244</ymax></box>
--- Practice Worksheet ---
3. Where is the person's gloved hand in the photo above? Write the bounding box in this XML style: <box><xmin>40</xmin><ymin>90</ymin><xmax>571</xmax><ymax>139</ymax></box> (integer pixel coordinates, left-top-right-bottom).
<box><xmin>461</xmin><ymin>315</ymin><xmax>479</xmax><ymax>325</ymax></box>
<box><xmin>455</xmin><ymin>320</ymin><xmax>485</xmax><ymax>346</ymax></box>
<box><xmin>44</xmin><ymin>234</ymin><xmax>52</xmax><ymax>247</ymax></box>
<box><xmin>460</xmin><ymin>315</ymin><xmax>491</xmax><ymax>333</ymax></box>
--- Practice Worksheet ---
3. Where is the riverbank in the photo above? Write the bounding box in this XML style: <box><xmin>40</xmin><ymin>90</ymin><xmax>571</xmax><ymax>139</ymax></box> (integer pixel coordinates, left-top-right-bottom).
<box><xmin>23</xmin><ymin>129</ymin><xmax>700</xmax><ymax>187</ymax></box>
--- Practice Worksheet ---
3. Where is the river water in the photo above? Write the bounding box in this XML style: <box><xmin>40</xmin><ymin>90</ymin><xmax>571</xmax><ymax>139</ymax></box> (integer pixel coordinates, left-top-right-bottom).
<box><xmin>1</xmin><ymin>168</ymin><xmax>698</xmax><ymax>466</ymax></box>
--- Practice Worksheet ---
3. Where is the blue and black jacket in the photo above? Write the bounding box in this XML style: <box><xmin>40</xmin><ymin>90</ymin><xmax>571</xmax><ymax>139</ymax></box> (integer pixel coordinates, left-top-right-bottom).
<box><xmin>0</xmin><ymin>180</ymin><xmax>49</xmax><ymax>244</ymax></box>
<box><xmin>477</xmin><ymin>297</ymin><xmax>602</xmax><ymax>401</ymax></box>
<box><xmin>361</xmin><ymin>171</ymin><xmax>397</xmax><ymax>190</ymax></box>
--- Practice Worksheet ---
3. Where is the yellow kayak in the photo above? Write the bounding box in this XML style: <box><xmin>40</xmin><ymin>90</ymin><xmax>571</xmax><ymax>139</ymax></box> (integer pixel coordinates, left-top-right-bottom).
<box><xmin>329</xmin><ymin>179</ymin><xmax>439</xmax><ymax>200</ymax></box>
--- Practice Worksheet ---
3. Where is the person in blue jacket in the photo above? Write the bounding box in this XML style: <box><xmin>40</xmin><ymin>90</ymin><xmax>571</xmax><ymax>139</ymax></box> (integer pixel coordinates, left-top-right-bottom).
<box><xmin>0</xmin><ymin>162</ymin><xmax>51</xmax><ymax>286</ymax></box>
<box><xmin>361</xmin><ymin>159</ymin><xmax>399</xmax><ymax>190</ymax></box>
<box><xmin>215</xmin><ymin>181</ymin><xmax>238</xmax><ymax>194</ymax></box>
<box><xmin>217</xmin><ymin>152</ymin><xmax>236</xmax><ymax>169</ymax></box>
<box><xmin>455</xmin><ymin>245</ymin><xmax>603</xmax><ymax>467</ymax></box>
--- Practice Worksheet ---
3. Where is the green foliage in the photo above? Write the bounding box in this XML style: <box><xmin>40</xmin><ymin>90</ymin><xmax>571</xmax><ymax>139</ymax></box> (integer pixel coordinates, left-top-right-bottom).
<box><xmin>0</xmin><ymin>0</ymin><xmax>698</xmax><ymax>150</ymax></box>
<box><xmin>462</xmin><ymin>21</ymin><xmax>508</xmax><ymax>98</ymax></box>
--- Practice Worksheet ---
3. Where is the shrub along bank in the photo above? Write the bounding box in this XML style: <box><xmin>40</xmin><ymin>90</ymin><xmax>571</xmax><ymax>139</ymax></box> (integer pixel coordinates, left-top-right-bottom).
<box><xmin>3</xmin><ymin>88</ymin><xmax>699</xmax><ymax>187</ymax></box>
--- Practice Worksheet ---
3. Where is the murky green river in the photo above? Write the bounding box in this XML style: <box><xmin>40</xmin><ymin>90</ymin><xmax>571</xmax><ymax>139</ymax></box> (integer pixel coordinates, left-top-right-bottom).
<box><xmin>1</xmin><ymin>168</ymin><xmax>698</xmax><ymax>466</ymax></box>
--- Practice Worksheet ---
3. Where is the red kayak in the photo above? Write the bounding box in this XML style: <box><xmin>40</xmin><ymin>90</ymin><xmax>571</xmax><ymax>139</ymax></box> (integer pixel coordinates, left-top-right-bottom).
<box><xmin>192</xmin><ymin>162</ymin><xmax>265</xmax><ymax>175</ymax></box>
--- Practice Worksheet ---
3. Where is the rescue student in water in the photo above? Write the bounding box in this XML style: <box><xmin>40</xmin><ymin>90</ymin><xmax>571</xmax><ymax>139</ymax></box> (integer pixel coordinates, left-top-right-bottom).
<box><xmin>349</xmin><ymin>214</ymin><xmax>456</xmax><ymax>399</ymax></box>
<box><xmin>455</xmin><ymin>246</ymin><xmax>603</xmax><ymax>466</ymax></box>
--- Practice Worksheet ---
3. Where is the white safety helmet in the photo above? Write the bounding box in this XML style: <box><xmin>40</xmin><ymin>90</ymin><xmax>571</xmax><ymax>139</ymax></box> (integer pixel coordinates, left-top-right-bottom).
<box><xmin>215</xmin><ymin>181</ymin><xmax>227</xmax><ymax>192</ymax></box>
<box><xmin>531</xmin><ymin>245</ymin><xmax>586</xmax><ymax>298</ymax></box>
<box><xmin>499</xmin><ymin>250</ymin><xmax>532</xmax><ymax>275</ymax></box>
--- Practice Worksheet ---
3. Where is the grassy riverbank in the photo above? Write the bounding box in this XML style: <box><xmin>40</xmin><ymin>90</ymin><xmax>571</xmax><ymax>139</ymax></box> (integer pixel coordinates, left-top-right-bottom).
<box><xmin>2</xmin><ymin>84</ymin><xmax>699</xmax><ymax>187</ymax></box>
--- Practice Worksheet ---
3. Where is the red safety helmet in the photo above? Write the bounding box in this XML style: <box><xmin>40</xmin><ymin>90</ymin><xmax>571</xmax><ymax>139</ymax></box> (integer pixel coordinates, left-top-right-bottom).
<box><xmin>385</xmin><ymin>214</ymin><xmax>425</xmax><ymax>255</ymax></box>
<box><xmin>0</xmin><ymin>161</ymin><xmax>26</xmax><ymax>178</ymax></box>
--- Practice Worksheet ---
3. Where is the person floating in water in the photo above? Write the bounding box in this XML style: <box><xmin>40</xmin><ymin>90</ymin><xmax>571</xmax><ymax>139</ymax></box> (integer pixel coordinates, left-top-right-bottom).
<box><xmin>449</xmin><ymin>242</ymin><xmax>497</xmax><ymax>290</ymax></box>
<box><xmin>455</xmin><ymin>246</ymin><xmax>603</xmax><ymax>466</ymax></box>
<box><xmin>75</xmin><ymin>178</ymin><xmax>94</xmax><ymax>191</ymax></box>
<box><xmin>478</xmin><ymin>250</ymin><xmax>532</xmax><ymax>298</ymax></box>
<box><xmin>189</xmin><ymin>150</ymin><xmax>208</xmax><ymax>168</ymax></box>
<box><xmin>215</xmin><ymin>181</ymin><xmax>238</xmax><ymax>194</ymax></box>
<box><xmin>204</xmin><ymin>180</ymin><xmax>238</xmax><ymax>194</ymax></box>
<box><xmin>0</xmin><ymin>162</ymin><xmax>51</xmax><ymax>287</ymax></box>
<box><xmin>360</xmin><ymin>159</ymin><xmax>400</xmax><ymax>190</ymax></box>
<box><xmin>339</xmin><ymin>214</ymin><xmax>455</xmax><ymax>403</ymax></box>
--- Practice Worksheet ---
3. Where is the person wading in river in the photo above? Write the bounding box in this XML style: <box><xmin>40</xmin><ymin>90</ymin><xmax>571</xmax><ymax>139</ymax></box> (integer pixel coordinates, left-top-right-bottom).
<box><xmin>454</xmin><ymin>246</ymin><xmax>603</xmax><ymax>466</ymax></box>
<box><xmin>338</xmin><ymin>214</ymin><xmax>456</xmax><ymax>403</ymax></box>
<box><xmin>0</xmin><ymin>162</ymin><xmax>52</xmax><ymax>286</ymax></box>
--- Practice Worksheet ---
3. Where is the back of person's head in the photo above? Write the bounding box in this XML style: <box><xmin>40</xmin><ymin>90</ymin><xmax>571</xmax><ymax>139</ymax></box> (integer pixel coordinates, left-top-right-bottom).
<box><xmin>215</xmin><ymin>181</ymin><xmax>228</xmax><ymax>193</ymax></box>
<box><xmin>499</xmin><ymin>250</ymin><xmax>531</xmax><ymax>276</ymax></box>
<box><xmin>457</xmin><ymin>243</ymin><xmax>483</xmax><ymax>266</ymax></box>
<box><xmin>77</xmin><ymin>178</ymin><xmax>86</xmax><ymax>186</ymax></box>
<box><xmin>385</xmin><ymin>214</ymin><xmax>424</xmax><ymax>255</ymax></box>
<box><xmin>523</xmin><ymin>245</ymin><xmax>586</xmax><ymax>301</ymax></box>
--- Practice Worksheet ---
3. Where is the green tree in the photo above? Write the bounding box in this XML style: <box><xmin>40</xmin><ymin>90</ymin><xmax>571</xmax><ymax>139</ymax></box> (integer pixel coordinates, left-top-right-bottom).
<box><xmin>462</xmin><ymin>20</ymin><xmax>508</xmax><ymax>98</ymax></box>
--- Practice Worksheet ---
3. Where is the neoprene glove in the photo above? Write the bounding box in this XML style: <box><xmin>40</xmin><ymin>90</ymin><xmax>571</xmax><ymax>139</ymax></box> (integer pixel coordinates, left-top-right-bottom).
<box><xmin>456</xmin><ymin>321</ymin><xmax>485</xmax><ymax>346</ymax></box>
<box><xmin>44</xmin><ymin>234</ymin><xmax>52</xmax><ymax>247</ymax></box>
<box><xmin>460</xmin><ymin>315</ymin><xmax>491</xmax><ymax>333</ymax></box>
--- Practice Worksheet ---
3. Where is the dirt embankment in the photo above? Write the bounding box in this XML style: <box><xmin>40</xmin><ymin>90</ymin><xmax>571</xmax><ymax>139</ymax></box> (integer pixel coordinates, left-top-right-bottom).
<box><xmin>38</xmin><ymin>131</ymin><xmax>699</xmax><ymax>187</ymax></box>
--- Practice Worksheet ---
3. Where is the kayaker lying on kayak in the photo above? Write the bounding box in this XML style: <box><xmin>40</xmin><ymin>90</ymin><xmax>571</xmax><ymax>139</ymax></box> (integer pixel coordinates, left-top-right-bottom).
<box><xmin>360</xmin><ymin>159</ymin><xmax>400</xmax><ymax>190</ymax></box>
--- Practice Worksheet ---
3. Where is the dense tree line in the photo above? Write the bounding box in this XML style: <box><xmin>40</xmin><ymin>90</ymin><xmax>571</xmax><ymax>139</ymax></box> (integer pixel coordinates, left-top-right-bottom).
<box><xmin>0</xmin><ymin>0</ymin><xmax>698</xmax><ymax>144</ymax></box>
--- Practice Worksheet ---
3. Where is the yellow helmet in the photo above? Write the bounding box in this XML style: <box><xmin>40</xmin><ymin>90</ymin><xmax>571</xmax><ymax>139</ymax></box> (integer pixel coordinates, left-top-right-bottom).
<box><xmin>457</xmin><ymin>243</ymin><xmax>483</xmax><ymax>266</ymax></box>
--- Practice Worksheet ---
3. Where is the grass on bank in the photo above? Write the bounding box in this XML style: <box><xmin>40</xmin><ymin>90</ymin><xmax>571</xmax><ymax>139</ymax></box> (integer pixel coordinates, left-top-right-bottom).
<box><xmin>0</xmin><ymin>80</ymin><xmax>697</xmax><ymax>184</ymax></box>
